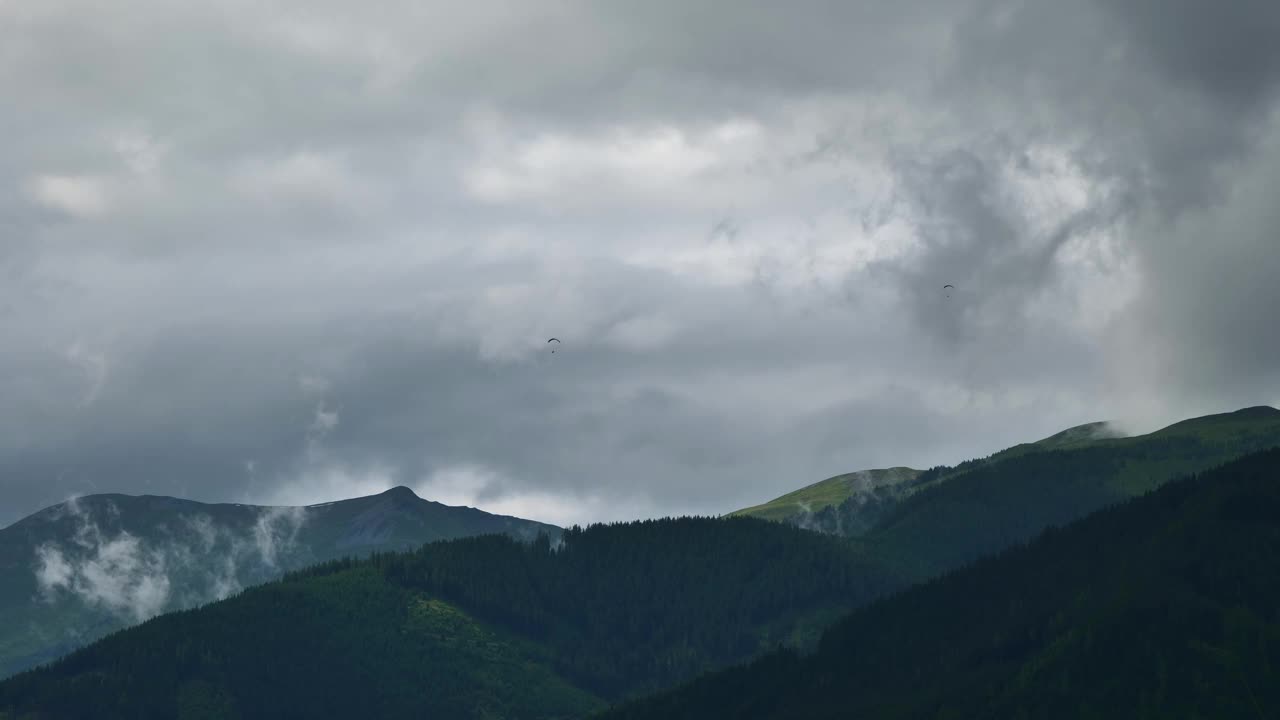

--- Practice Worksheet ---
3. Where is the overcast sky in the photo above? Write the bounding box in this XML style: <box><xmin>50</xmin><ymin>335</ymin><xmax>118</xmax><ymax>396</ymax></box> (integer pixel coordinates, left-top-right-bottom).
<box><xmin>3</xmin><ymin>0</ymin><xmax>1279</xmax><ymax>528</ymax></box>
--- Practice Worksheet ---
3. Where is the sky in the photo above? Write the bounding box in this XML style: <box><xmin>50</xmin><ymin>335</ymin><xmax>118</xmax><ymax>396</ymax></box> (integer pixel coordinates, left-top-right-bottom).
<box><xmin>3</xmin><ymin>0</ymin><xmax>1280</xmax><ymax>528</ymax></box>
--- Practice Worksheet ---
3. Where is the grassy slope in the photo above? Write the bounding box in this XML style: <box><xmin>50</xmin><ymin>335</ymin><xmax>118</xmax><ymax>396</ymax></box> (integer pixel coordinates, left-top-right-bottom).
<box><xmin>731</xmin><ymin>467</ymin><xmax>922</xmax><ymax>522</ymax></box>
<box><xmin>599</xmin><ymin>447</ymin><xmax>1280</xmax><ymax>720</ymax></box>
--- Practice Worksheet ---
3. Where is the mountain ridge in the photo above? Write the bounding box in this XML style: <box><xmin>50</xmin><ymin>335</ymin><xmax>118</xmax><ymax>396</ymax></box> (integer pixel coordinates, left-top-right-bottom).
<box><xmin>732</xmin><ymin>406</ymin><xmax>1280</xmax><ymax>541</ymax></box>
<box><xmin>727</xmin><ymin>418</ymin><xmax>1133</xmax><ymax>527</ymax></box>
<box><xmin>0</xmin><ymin>485</ymin><xmax>559</xmax><ymax>679</ymax></box>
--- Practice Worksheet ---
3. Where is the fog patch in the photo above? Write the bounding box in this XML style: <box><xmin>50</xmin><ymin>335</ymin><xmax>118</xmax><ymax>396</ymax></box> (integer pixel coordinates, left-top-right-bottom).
<box><xmin>33</xmin><ymin>496</ymin><xmax>308</xmax><ymax>624</ymax></box>
<box><xmin>415</xmin><ymin>464</ymin><xmax>658</xmax><ymax>527</ymax></box>
<box><xmin>34</xmin><ymin>499</ymin><xmax>171</xmax><ymax>622</ymax></box>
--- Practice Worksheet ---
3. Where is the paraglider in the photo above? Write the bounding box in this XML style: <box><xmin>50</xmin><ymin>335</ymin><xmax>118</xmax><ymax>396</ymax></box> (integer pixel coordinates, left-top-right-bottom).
<box><xmin>943</xmin><ymin>284</ymin><xmax>954</xmax><ymax>298</ymax></box>
<box><xmin>547</xmin><ymin>338</ymin><xmax>561</xmax><ymax>353</ymax></box>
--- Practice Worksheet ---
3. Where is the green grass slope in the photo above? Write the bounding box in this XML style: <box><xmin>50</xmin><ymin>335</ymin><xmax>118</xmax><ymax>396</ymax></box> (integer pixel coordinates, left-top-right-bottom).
<box><xmin>600</xmin><ymin>446</ymin><xmax>1280</xmax><ymax>720</ymax></box>
<box><xmin>0</xmin><ymin>486</ymin><xmax>558</xmax><ymax>679</ymax></box>
<box><xmin>0</xmin><ymin>516</ymin><xmax>902</xmax><ymax>719</ymax></box>
<box><xmin>731</xmin><ymin>467</ymin><xmax>922</xmax><ymax>523</ymax></box>
<box><xmin>1029</xmin><ymin>419</ymin><xmax>1123</xmax><ymax>448</ymax></box>
<box><xmin>972</xmin><ymin>420</ymin><xmax>1126</xmax><ymax>467</ymax></box>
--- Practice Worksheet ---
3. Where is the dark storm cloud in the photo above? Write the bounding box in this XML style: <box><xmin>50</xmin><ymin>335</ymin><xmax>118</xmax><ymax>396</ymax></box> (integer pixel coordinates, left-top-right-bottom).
<box><xmin>3</xmin><ymin>0</ymin><xmax>1280</xmax><ymax>527</ymax></box>
<box><xmin>1104</xmin><ymin>0</ymin><xmax>1280</xmax><ymax>109</ymax></box>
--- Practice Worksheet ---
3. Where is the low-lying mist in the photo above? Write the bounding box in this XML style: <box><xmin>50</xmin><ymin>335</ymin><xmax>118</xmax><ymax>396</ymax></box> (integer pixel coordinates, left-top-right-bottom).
<box><xmin>32</xmin><ymin>497</ymin><xmax>308</xmax><ymax>624</ymax></box>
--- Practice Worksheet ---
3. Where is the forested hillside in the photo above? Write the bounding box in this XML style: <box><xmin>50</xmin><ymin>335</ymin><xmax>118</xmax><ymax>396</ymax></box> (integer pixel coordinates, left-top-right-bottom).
<box><xmin>600</xmin><ymin>447</ymin><xmax>1280</xmax><ymax>719</ymax></box>
<box><xmin>0</xmin><ymin>517</ymin><xmax>899</xmax><ymax>719</ymax></box>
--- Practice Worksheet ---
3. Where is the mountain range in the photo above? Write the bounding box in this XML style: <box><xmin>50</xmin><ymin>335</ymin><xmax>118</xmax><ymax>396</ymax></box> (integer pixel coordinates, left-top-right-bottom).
<box><xmin>0</xmin><ymin>405</ymin><xmax>1277</xmax><ymax>718</ymax></box>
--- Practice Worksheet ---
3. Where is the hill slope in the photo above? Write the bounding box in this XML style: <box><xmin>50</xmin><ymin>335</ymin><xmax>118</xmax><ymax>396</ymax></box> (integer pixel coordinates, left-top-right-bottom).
<box><xmin>0</xmin><ymin>516</ymin><xmax>902</xmax><ymax>719</ymax></box>
<box><xmin>732</xmin><ymin>407</ymin><xmax>1280</xmax><ymax>580</ymax></box>
<box><xmin>0</xmin><ymin>486</ymin><xmax>558</xmax><ymax>679</ymax></box>
<box><xmin>866</xmin><ymin>405</ymin><xmax>1280</xmax><ymax>578</ymax></box>
<box><xmin>600</xmin><ymin>446</ymin><xmax>1280</xmax><ymax>719</ymax></box>
<box><xmin>729</xmin><ymin>420</ymin><xmax>1125</xmax><ymax>530</ymax></box>
<box><xmin>730</xmin><ymin>467</ymin><xmax>923</xmax><ymax>531</ymax></box>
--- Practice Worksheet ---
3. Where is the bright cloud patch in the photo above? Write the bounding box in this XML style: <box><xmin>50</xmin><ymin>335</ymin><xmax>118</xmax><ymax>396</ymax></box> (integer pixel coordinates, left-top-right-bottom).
<box><xmin>27</xmin><ymin>174</ymin><xmax>110</xmax><ymax>218</ymax></box>
<box><xmin>463</xmin><ymin>118</ymin><xmax>764</xmax><ymax>210</ymax></box>
<box><xmin>415</xmin><ymin>464</ymin><xmax>656</xmax><ymax>527</ymax></box>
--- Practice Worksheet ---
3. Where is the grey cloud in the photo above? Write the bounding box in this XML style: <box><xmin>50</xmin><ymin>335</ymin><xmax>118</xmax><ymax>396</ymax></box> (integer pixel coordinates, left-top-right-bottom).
<box><xmin>1103</xmin><ymin>132</ymin><xmax>1280</xmax><ymax>424</ymax></box>
<box><xmin>841</xmin><ymin>0</ymin><xmax>1280</xmax><ymax>427</ymax></box>
<box><xmin>4</xmin><ymin>1</ymin><xmax>1280</xmax><ymax>528</ymax></box>
<box><xmin>1102</xmin><ymin>0</ymin><xmax>1280</xmax><ymax>109</ymax></box>
<box><xmin>941</xmin><ymin>0</ymin><xmax>1280</xmax><ymax>213</ymax></box>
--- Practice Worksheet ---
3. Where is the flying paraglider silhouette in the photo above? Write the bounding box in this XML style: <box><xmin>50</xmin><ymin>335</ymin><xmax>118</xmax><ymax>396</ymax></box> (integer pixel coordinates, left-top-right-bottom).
<box><xmin>943</xmin><ymin>284</ymin><xmax>955</xmax><ymax>298</ymax></box>
<box><xmin>547</xmin><ymin>338</ymin><xmax>561</xmax><ymax>353</ymax></box>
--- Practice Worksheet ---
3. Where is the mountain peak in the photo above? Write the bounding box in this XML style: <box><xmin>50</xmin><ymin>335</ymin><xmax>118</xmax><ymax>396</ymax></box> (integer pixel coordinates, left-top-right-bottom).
<box><xmin>1228</xmin><ymin>405</ymin><xmax>1279</xmax><ymax>418</ymax></box>
<box><xmin>1032</xmin><ymin>420</ymin><xmax>1124</xmax><ymax>448</ymax></box>
<box><xmin>380</xmin><ymin>486</ymin><xmax>420</xmax><ymax>502</ymax></box>
<box><xmin>378</xmin><ymin>484</ymin><xmax>419</xmax><ymax>497</ymax></box>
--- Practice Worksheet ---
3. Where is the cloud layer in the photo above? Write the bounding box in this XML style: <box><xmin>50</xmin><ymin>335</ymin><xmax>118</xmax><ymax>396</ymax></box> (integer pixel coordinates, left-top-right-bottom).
<box><xmin>3</xmin><ymin>1</ymin><xmax>1280</xmax><ymax>526</ymax></box>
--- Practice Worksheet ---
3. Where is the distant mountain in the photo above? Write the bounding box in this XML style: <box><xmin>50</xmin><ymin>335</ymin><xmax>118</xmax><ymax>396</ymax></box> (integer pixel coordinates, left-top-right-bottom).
<box><xmin>599</xmin><ymin>446</ymin><xmax>1280</xmax><ymax>720</ymax></box>
<box><xmin>731</xmin><ymin>408</ymin><xmax>1279</xmax><ymax>560</ymax></box>
<box><xmin>867</xmin><ymin>405</ymin><xmax>1280</xmax><ymax>578</ymax></box>
<box><xmin>0</xmin><ymin>486</ymin><xmax>558</xmax><ymax>679</ymax></box>
<box><xmin>0</xmin><ymin>517</ymin><xmax>900</xmax><ymax>719</ymax></box>
<box><xmin>729</xmin><ymin>421</ymin><xmax>1126</xmax><ymax>532</ymax></box>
